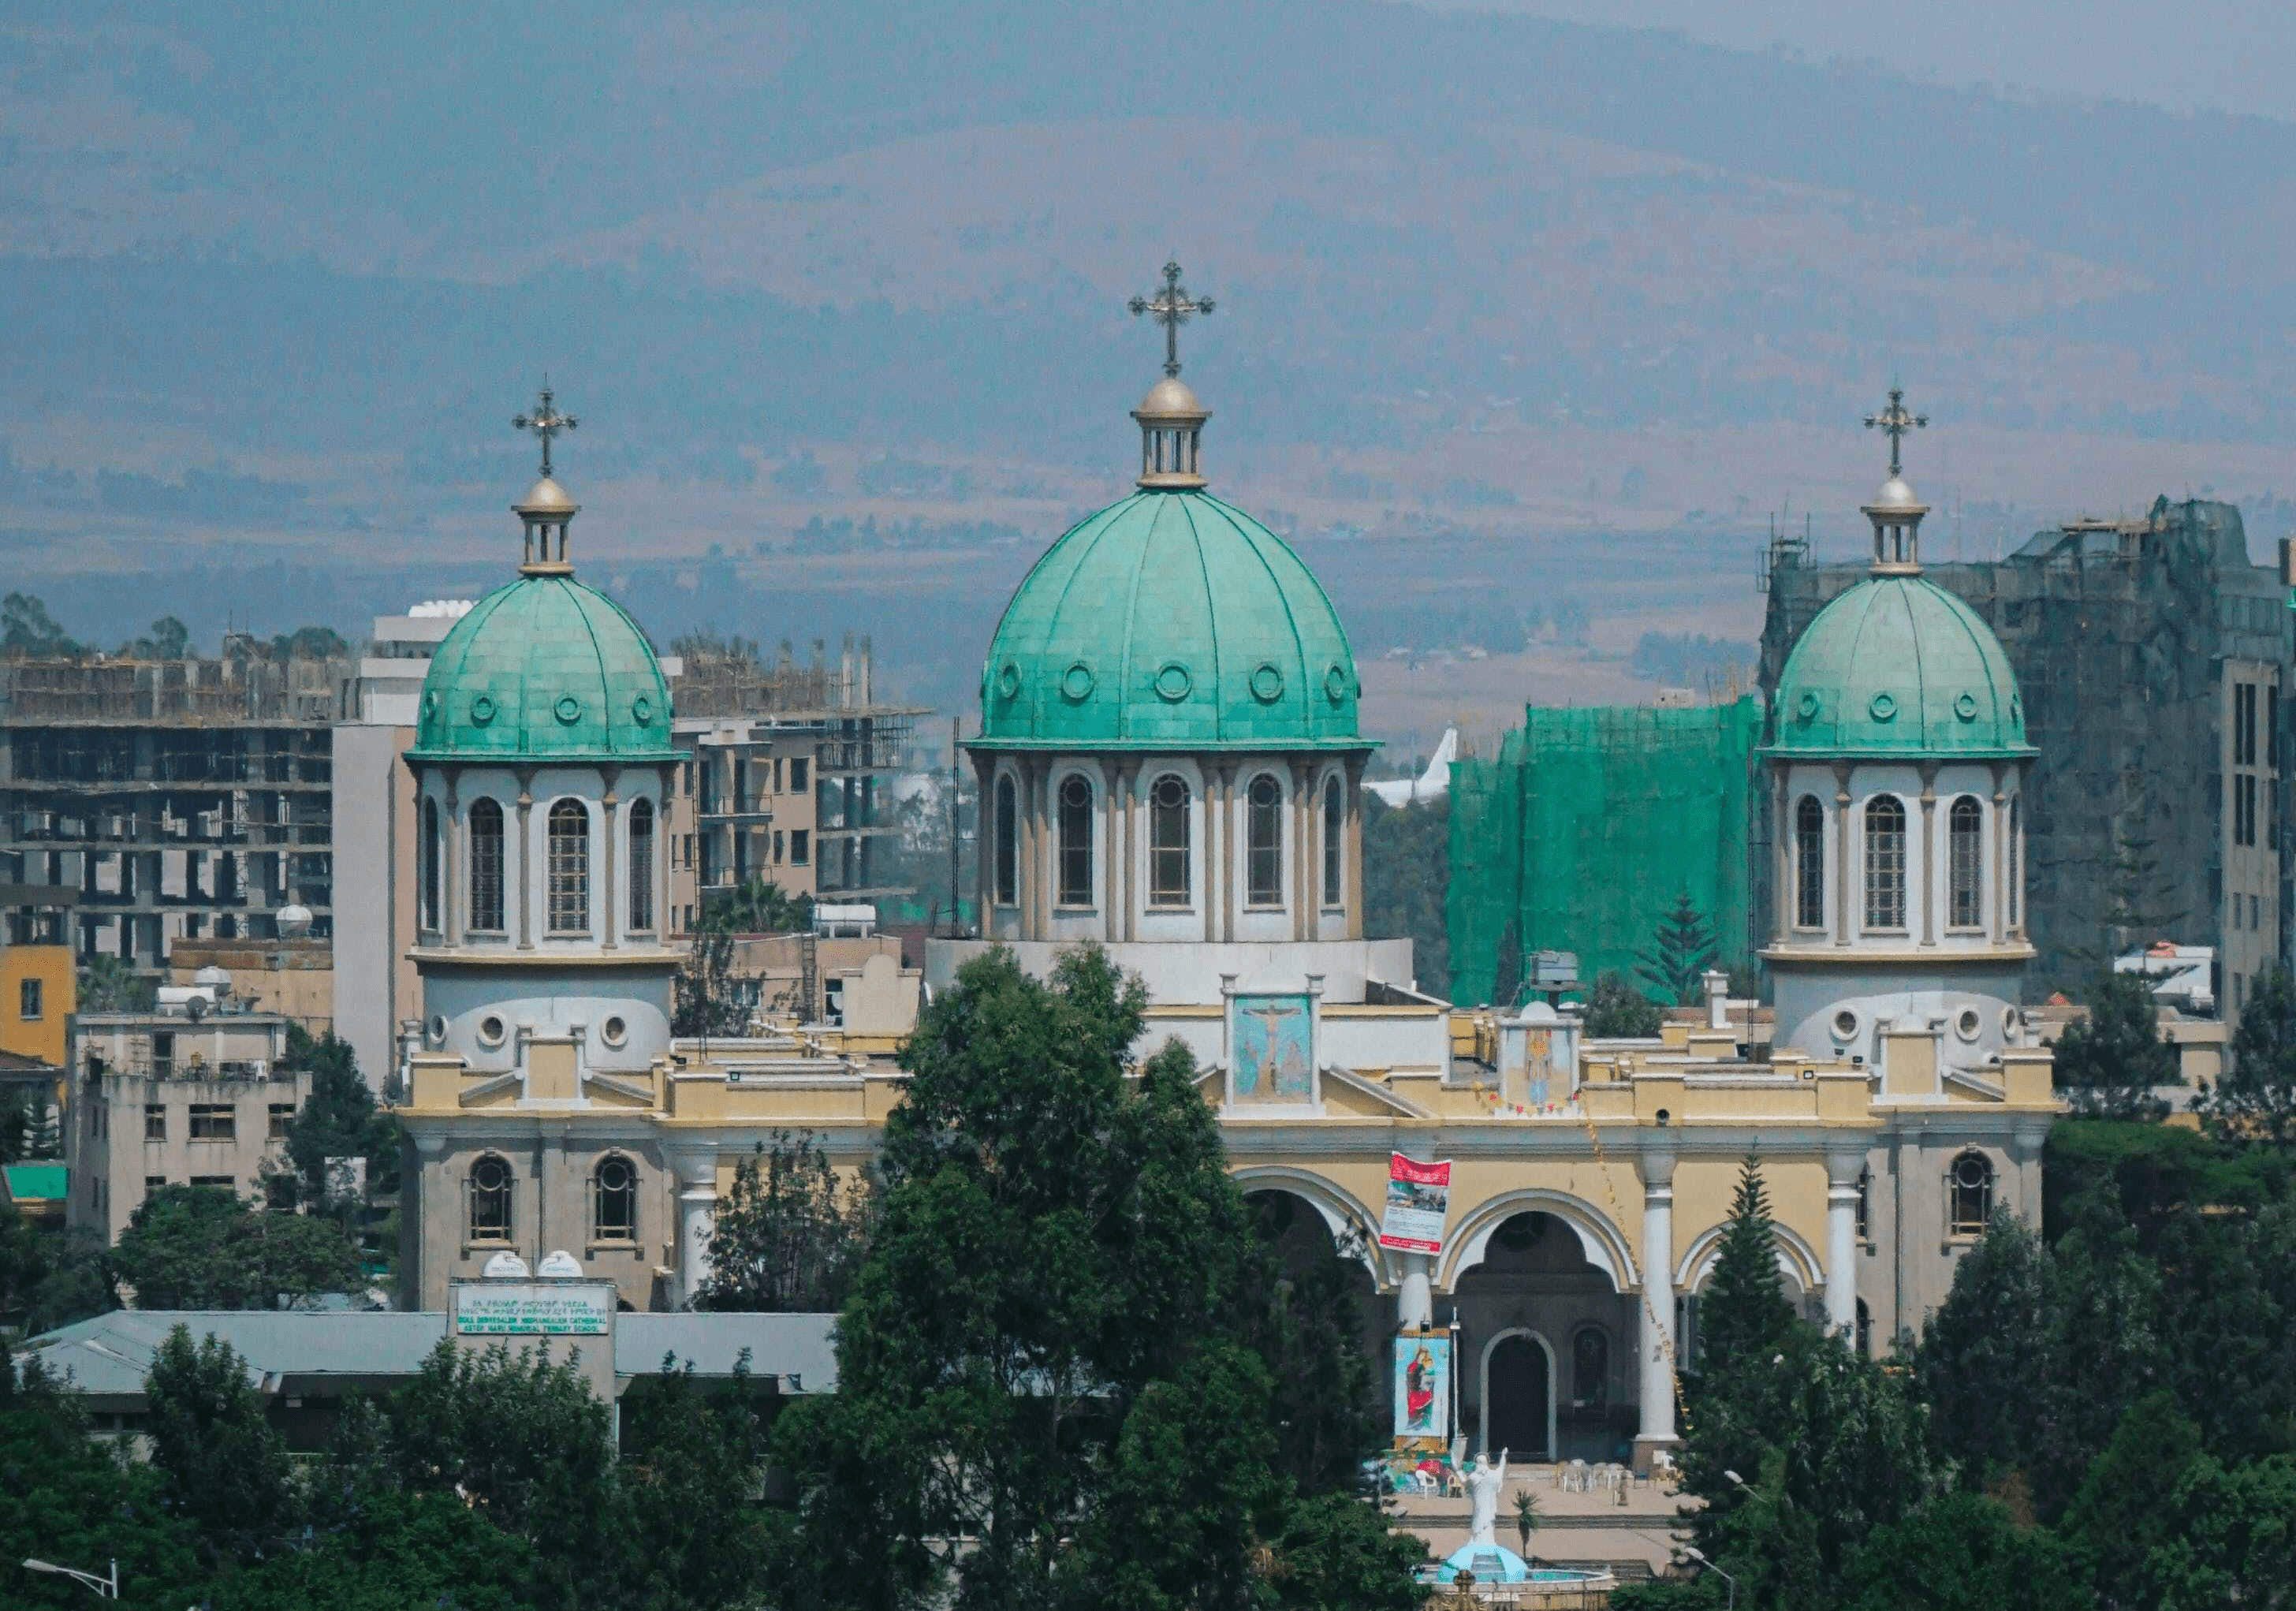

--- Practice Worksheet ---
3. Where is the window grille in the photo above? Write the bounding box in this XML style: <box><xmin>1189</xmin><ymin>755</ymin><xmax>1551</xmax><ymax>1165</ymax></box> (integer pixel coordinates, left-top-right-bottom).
<box><xmin>469</xmin><ymin>1155</ymin><xmax>514</xmax><ymax>1244</ymax></box>
<box><xmin>1246</xmin><ymin>775</ymin><xmax>1283</xmax><ymax>906</ymax></box>
<box><xmin>1057</xmin><ymin>774</ymin><xmax>1094</xmax><ymax>906</ymax></box>
<box><xmin>468</xmin><ymin>799</ymin><xmax>505</xmax><ymax>931</ymax></box>
<box><xmin>1794</xmin><ymin>795</ymin><xmax>1825</xmax><ymax>927</ymax></box>
<box><xmin>548</xmin><ymin>800</ymin><xmax>591</xmax><ymax>934</ymax></box>
<box><xmin>1863</xmin><ymin>796</ymin><xmax>1906</xmax><ymax>930</ymax></box>
<box><xmin>1948</xmin><ymin>796</ymin><xmax>1984</xmax><ymax>928</ymax></box>
<box><xmin>1150</xmin><ymin>776</ymin><xmax>1191</xmax><ymax>906</ymax></box>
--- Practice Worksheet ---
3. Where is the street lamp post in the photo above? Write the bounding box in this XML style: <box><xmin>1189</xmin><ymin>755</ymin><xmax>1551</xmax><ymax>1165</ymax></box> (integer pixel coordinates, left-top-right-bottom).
<box><xmin>1680</xmin><ymin>1545</ymin><xmax>1735</xmax><ymax>1611</ymax></box>
<box><xmin>21</xmin><ymin>1557</ymin><xmax>118</xmax><ymax>1599</ymax></box>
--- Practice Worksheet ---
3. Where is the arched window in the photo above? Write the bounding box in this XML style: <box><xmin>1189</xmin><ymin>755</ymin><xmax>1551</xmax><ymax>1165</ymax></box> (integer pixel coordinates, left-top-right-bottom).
<box><xmin>1794</xmin><ymin>794</ymin><xmax>1824</xmax><ymax>928</ymax></box>
<box><xmin>1572</xmin><ymin>1326</ymin><xmax>1609</xmax><ymax>1408</ymax></box>
<box><xmin>468</xmin><ymin>799</ymin><xmax>505</xmax><ymax>933</ymax></box>
<box><xmin>1948</xmin><ymin>1151</ymin><xmax>1993</xmax><ymax>1236</ymax></box>
<box><xmin>1247</xmin><ymin>774</ymin><xmax>1284</xmax><ymax>906</ymax></box>
<box><xmin>2007</xmin><ymin>796</ymin><xmax>2020</xmax><ymax>928</ymax></box>
<box><xmin>993</xmin><ymin>776</ymin><xmax>1018</xmax><ymax>907</ymax></box>
<box><xmin>548</xmin><ymin>800</ymin><xmax>591</xmax><ymax>934</ymax></box>
<box><xmin>1948</xmin><ymin>796</ymin><xmax>1983</xmax><ymax>928</ymax></box>
<box><xmin>1150</xmin><ymin>774</ymin><xmax>1191</xmax><ymax>906</ymax></box>
<box><xmin>1057</xmin><ymin>773</ymin><xmax>1094</xmax><ymax>906</ymax></box>
<box><xmin>592</xmin><ymin>1155</ymin><xmax>636</xmax><ymax>1242</ymax></box>
<box><xmin>628</xmin><ymin>798</ymin><xmax>655</xmax><ymax>932</ymax></box>
<box><xmin>420</xmin><ymin>796</ymin><xmax>442</xmax><ymax>933</ymax></box>
<box><xmin>468</xmin><ymin>1154</ymin><xmax>513</xmax><ymax>1244</ymax></box>
<box><xmin>1322</xmin><ymin>775</ymin><xmax>1344</xmax><ymax>906</ymax></box>
<box><xmin>1863</xmin><ymin>796</ymin><xmax>1906</xmax><ymax>930</ymax></box>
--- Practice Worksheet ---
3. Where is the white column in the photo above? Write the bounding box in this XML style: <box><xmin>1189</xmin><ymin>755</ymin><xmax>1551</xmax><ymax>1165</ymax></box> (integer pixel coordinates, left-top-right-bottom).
<box><xmin>1635</xmin><ymin>1149</ymin><xmax>1678</xmax><ymax>1465</ymax></box>
<box><xmin>1824</xmin><ymin>1149</ymin><xmax>1862</xmax><ymax>1337</ymax></box>
<box><xmin>1398</xmin><ymin>1251</ymin><xmax>1434</xmax><ymax>1330</ymax></box>
<box><xmin>671</xmin><ymin>1149</ymin><xmax>718</xmax><ymax>1307</ymax></box>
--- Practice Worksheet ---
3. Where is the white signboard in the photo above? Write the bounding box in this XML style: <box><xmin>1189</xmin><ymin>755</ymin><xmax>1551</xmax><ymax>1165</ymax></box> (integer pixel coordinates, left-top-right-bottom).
<box><xmin>453</xmin><ymin>1282</ymin><xmax>613</xmax><ymax>1336</ymax></box>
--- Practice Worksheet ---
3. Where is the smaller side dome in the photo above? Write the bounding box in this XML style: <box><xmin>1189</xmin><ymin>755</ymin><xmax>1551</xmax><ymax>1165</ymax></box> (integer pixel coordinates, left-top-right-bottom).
<box><xmin>1869</xmin><ymin>475</ymin><xmax>1921</xmax><ymax>512</ymax></box>
<box><xmin>1135</xmin><ymin>376</ymin><xmax>1206</xmax><ymax>419</ymax></box>
<box><xmin>1769</xmin><ymin>574</ymin><xmax>2032</xmax><ymax>759</ymax></box>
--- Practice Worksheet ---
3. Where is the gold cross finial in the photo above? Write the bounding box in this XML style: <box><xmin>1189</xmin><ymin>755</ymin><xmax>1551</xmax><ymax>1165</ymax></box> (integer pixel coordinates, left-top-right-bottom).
<box><xmin>1864</xmin><ymin>384</ymin><xmax>1925</xmax><ymax>479</ymax></box>
<box><xmin>1128</xmin><ymin>259</ymin><xmax>1214</xmax><ymax>378</ymax></box>
<box><xmin>512</xmin><ymin>381</ymin><xmax>578</xmax><ymax>478</ymax></box>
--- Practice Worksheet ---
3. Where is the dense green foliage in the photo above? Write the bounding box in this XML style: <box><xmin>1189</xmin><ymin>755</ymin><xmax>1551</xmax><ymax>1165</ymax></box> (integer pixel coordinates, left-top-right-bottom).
<box><xmin>1581</xmin><ymin>968</ymin><xmax>1664</xmax><ymax>1037</ymax></box>
<box><xmin>2051</xmin><ymin>968</ymin><xmax>2176</xmax><ymax>1117</ymax></box>
<box><xmin>2205</xmin><ymin>962</ymin><xmax>2296</xmax><ymax>1143</ymax></box>
<box><xmin>112</xmin><ymin>1185</ymin><xmax>363</xmax><ymax>1310</ymax></box>
<box><xmin>1628</xmin><ymin>1117</ymin><xmax>2296</xmax><ymax>1611</ymax></box>
<box><xmin>693</xmin><ymin>1132</ymin><xmax>876</xmax><ymax>1313</ymax></box>
<box><xmin>1362</xmin><ymin>792</ymin><xmax>1448</xmax><ymax>997</ymax></box>
<box><xmin>775</xmin><ymin>945</ymin><xmax>1422</xmax><ymax>1609</ymax></box>
<box><xmin>270</xmin><ymin>1025</ymin><xmax>397</xmax><ymax>1212</ymax></box>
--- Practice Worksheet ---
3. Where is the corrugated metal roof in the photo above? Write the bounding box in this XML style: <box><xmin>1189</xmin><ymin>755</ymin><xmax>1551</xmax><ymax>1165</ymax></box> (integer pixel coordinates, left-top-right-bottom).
<box><xmin>13</xmin><ymin>1308</ymin><xmax>840</xmax><ymax>1401</ymax></box>
<box><xmin>2</xmin><ymin>1162</ymin><xmax>67</xmax><ymax>1201</ymax></box>
<box><xmin>618</xmin><ymin>1311</ymin><xmax>838</xmax><ymax>1391</ymax></box>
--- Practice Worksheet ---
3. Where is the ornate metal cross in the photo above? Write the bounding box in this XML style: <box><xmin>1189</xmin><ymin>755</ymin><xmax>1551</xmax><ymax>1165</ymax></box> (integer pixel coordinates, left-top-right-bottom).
<box><xmin>513</xmin><ymin>382</ymin><xmax>578</xmax><ymax>477</ymax></box>
<box><xmin>1128</xmin><ymin>259</ymin><xmax>1214</xmax><ymax>378</ymax></box>
<box><xmin>1864</xmin><ymin>385</ymin><xmax>1926</xmax><ymax>478</ymax></box>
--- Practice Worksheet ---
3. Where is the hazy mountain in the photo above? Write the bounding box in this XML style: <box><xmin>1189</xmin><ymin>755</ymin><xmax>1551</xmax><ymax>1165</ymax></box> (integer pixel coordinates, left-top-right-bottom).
<box><xmin>4</xmin><ymin>0</ymin><xmax>2291</xmax><ymax>703</ymax></box>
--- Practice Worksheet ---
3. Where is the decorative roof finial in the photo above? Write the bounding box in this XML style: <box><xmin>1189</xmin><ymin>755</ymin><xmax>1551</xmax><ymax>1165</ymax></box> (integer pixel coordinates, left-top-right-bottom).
<box><xmin>1128</xmin><ymin>259</ymin><xmax>1213</xmax><ymax>379</ymax></box>
<box><xmin>513</xmin><ymin>380</ymin><xmax>578</xmax><ymax>479</ymax></box>
<box><xmin>1864</xmin><ymin>383</ymin><xmax>1925</xmax><ymax>480</ymax></box>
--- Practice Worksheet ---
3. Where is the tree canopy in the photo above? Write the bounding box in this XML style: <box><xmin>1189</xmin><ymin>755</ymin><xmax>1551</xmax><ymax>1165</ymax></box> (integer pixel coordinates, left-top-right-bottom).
<box><xmin>1582</xmin><ymin>968</ymin><xmax>1664</xmax><ymax>1037</ymax></box>
<box><xmin>112</xmin><ymin>1184</ymin><xmax>363</xmax><ymax>1310</ymax></box>
<box><xmin>2052</xmin><ymin>968</ymin><xmax>2176</xmax><ymax>1118</ymax></box>
<box><xmin>693</xmin><ymin>1132</ymin><xmax>875</xmax><ymax>1313</ymax></box>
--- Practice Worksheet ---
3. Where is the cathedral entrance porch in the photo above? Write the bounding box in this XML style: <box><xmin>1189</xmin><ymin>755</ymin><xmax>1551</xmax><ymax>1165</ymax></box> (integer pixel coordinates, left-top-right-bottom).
<box><xmin>1452</xmin><ymin>1212</ymin><xmax>1638</xmax><ymax>1465</ymax></box>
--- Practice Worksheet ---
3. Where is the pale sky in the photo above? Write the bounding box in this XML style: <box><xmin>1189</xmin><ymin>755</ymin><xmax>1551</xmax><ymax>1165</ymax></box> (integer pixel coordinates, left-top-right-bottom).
<box><xmin>1416</xmin><ymin>0</ymin><xmax>2296</xmax><ymax>121</ymax></box>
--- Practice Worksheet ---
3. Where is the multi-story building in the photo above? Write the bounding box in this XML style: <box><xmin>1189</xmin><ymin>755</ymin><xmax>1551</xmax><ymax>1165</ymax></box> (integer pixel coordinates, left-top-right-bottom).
<box><xmin>0</xmin><ymin>648</ymin><xmax>351</xmax><ymax>971</ymax></box>
<box><xmin>1761</xmin><ymin>496</ymin><xmax>2290</xmax><ymax>1016</ymax></box>
<box><xmin>66</xmin><ymin>1005</ymin><xmax>303</xmax><ymax>1241</ymax></box>
<box><xmin>664</xmin><ymin>636</ymin><xmax>922</xmax><ymax>931</ymax></box>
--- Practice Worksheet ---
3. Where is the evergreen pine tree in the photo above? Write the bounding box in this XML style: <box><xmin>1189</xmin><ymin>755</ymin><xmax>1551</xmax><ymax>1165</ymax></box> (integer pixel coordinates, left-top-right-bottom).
<box><xmin>1698</xmin><ymin>1154</ymin><xmax>1796</xmax><ymax>1382</ymax></box>
<box><xmin>1636</xmin><ymin>890</ymin><xmax>1718</xmax><ymax>1006</ymax></box>
<box><xmin>1913</xmin><ymin>1206</ymin><xmax>2056</xmax><ymax>1487</ymax></box>
<box><xmin>2053</xmin><ymin>968</ymin><xmax>2176</xmax><ymax>1118</ymax></box>
<box><xmin>2205</xmin><ymin>963</ymin><xmax>2296</xmax><ymax>1144</ymax></box>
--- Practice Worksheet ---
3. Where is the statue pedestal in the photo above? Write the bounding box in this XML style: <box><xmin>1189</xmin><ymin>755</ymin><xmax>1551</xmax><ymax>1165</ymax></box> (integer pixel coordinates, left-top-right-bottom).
<box><xmin>1441</xmin><ymin>1542</ymin><xmax>1531</xmax><ymax>1583</ymax></box>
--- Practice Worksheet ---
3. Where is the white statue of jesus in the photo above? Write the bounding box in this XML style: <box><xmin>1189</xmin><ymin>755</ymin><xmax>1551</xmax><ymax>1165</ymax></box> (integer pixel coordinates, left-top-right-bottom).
<box><xmin>1464</xmin><ymin>1448</ymin><xmax>1509</xmax><ymax>1547</ymax></box>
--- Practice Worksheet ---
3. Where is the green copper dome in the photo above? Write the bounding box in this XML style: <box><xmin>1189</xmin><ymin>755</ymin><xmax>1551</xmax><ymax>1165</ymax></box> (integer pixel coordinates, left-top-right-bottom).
<box><xmin>408</xmin><ymin>575</ymin><xmax>681</xmax><ymax>763</ymax></box>
<box><xmin>978</xmin><ymin>490</ymin><xmax>1365</xmax><ymax>750</ymax></box>
<box><xmin>1769</xmin><ymin>573</ymin><xmax>2032</xmax><ymax>759</ymax></box>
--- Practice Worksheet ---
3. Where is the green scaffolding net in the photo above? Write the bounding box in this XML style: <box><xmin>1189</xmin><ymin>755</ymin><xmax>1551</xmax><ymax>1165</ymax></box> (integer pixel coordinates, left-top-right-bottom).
<box><xmin>1447</xmin><ymin>696</ymin><xmax>1763</xmax><ymax>1008</ymax></box>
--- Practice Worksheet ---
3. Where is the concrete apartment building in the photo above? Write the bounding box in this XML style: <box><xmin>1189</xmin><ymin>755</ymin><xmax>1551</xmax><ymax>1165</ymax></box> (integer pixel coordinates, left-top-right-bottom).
<box><xmin>1761</xmin><ymin>497</ymin><xmax>2291</xmax><ymax>1016</ymax></box>
<box><xmin>65</xmin><ymin>1007</ymin><xmax>304</xmax><ymax>1240</ymax></box>
<box><xmin>665</xmin><ymin>636</ymin><xmax>922</xmax><ymax>932</ymax></box>
<box><xmin>0</xmin><ymin>649</ymin><xmax>351</xmax><ymax>969</ymax></box>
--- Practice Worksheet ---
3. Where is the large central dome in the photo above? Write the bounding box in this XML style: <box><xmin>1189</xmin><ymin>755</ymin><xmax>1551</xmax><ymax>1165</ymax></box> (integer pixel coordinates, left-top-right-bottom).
<box><xmin>977</xmin><ymin>489</ymin><xmax>1363</xmax><ymax>750</ymax></box>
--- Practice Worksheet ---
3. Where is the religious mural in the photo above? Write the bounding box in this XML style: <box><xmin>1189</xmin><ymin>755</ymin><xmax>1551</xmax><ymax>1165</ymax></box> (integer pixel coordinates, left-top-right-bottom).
<box><xmin>1230</xmin><ymin>992</ymin><xmax>1314</xmax><ymax>1103</ymax></box>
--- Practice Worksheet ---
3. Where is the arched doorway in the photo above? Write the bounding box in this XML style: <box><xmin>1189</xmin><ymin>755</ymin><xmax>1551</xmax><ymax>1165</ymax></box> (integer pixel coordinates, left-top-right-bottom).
<box><xmin>1482</xmin><ymin>1329</ymin><xmax>1554</xmax><ymax>1460</ymax></box>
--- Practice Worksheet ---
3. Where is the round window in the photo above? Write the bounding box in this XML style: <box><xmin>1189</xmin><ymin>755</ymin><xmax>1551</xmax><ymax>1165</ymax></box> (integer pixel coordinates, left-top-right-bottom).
<box><xmin>1955</xmin><ymin>1008</ymin><xmax>1982</xmax><ymax>1041</ymax></box>
<box><xmin>1153</xmin><ymin>774</ymin><xmax>1188</xmax><ymax>811</ymax></box>
<box><xmin>1832</xmin><ymin>1009</ymin><xmax>1859</xmax><ymax>1042</ymax></box>
<box><xmin>1868</xmin><ymin>692</ymin><xmax>1898</xmax><ymax>722</ymax></box>
<box><xmin>602</xmin><ymin>1016</ymin><xmax>628</xmax><ymax>1048</ymax></box>
<box><xmin>470</xmin><ymin>693</ymin><xmax>498</xmax><ymax>726</ymax></box>
<box><xmin>1154</xmin><ymin>662</ymin><xmax>1193</xmax><ymax>703</ymax></box>
<box><xmin>427</xmin><ymin>1014</ymin><xmax>448</xmax><ymax>1046</ymax></box>
<box><xmin>478</xmin><ymin>1015</ymin><xmax>508</xmax><ymax>1048</ymax></box>
<box><xmin>554</xmin><ymin>693</ymin><xmax>583</xmax><ymax>725</ymax></box>
<box><xmin>598</xmin><ymin>1155</ymin><xmax>633</xmax><ymax>1193</ymax></box>
<box><xmin>422</xmin><ymin>691</ymin><xmax>438</xmax><ymax>720</ymax></box>
<box><xmin>1796</xmin><ymin>690</ymin><xmax>1821</xmax><ymax>719</ymax></box>
<box><xmin>1954</xmin><ymin>1154</ymin><xmax>1991</xmax><ymax>1190</ymax></box>
<box><xmin>472</xmin><ymin>1156</ymin><xmax>510</xmax><ymax>1192</ymax></box>
<box><xmin>1060</xmin><ymin>661</ymin><xmax>1095</xmax><ymax>702</ymax></box>
<box><xmin>1954</xmin><ymin>692</ymin><xmax>1979</xmax><ymax>722</ymax></box>
<box><xmin>632</xmin><ymin>695</ymin><xmax>654</xmax><ymax>726</ymax></box>
<box><xmin>1324</xmin><ymin>664</ymin><xmax>1351</xmax><ymax>706</ymax></box>
<box><xmin>995</xmin><ymin>662</ymin><xmax>1022</xmax><ymax>700</ymax></box>
<box><xmin>1249</xmin><ymin>662</ymin><xmax>1284</xmax><ymax>703</ymax></box>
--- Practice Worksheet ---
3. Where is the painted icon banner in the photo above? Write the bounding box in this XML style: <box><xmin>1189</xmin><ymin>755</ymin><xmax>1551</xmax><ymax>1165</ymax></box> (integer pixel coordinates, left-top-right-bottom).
<box><xmin>1394</xmin><ymin>1332</ymin><xmax>1451</xmax><ymax>1441</ymax></box>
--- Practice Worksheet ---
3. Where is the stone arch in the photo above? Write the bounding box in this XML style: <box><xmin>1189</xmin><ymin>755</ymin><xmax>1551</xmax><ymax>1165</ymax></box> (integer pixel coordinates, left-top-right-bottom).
<box><xmin>1672</xmin><ymin>1219</ymin><xmax>1824</xmax><ymax>1297</ymax></box>
<box><xmin>1439</xmin><ymin>1188</ymin><xmax>1638</xmax><ymax>1292</ymax></box>
<box><xmin>1231</xmin><ymin>1165</ymin><xmax>1390</xmax><ymax>1285</ymax></box>
<box><xmin>1478</xmin><ymin>1326</ymin><xmax>1557</xmax><ymax>1462</ymax></box>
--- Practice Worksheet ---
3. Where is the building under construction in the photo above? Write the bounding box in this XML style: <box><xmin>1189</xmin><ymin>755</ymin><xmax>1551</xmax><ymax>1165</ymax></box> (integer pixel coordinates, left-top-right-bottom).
<box><xmin>1448</xmin><ymin>696</ymin><xmax>1765</xmax><ymax>1008</ymax></box>
<box><xmin>665</xmin><ymin>633</ymin><xmax>925</xmax><ymax>929</ymax></box>
<box><xmin>0</xmin><ymin>643</ymin><xmax>353</xmax><ymax>972</ymax></box>
<box><xmin>1760</xmin><ymin>496</ymin><xmax>2290</xmax><ymax>1012</ymax></box>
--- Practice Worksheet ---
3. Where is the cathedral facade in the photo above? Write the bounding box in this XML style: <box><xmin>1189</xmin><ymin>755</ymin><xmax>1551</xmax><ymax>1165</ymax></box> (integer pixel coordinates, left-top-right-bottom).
<box><xmin>396</xmin><ymin>328</ymin><xmax>2057</xmax><ymax>1471</ymax></box>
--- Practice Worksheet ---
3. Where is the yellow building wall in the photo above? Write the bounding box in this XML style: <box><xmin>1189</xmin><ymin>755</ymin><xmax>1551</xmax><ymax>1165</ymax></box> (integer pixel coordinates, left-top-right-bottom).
<box><xmin>0</xmin><ymin>943</ymin><xmax>73</xmax><ymax>1067</ymax></box>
